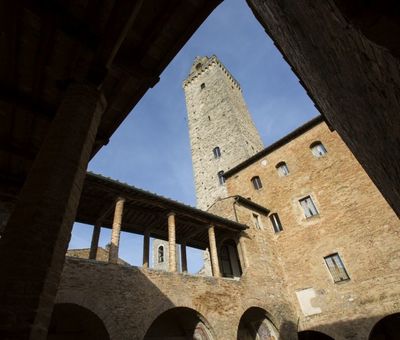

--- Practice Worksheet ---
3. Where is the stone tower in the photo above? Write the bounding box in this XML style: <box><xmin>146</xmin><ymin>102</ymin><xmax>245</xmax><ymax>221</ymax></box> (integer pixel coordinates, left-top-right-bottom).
<box><xmin>183</xmin><ymin>55</ymin><xmax>264</xmax><ymax>210</ymax></box>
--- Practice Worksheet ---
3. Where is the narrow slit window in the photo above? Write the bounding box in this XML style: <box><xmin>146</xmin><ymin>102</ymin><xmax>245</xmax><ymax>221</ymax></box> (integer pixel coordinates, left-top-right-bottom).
<box><xmin>158</xmin><ymin>246</ymin><xmax>164</xmax><ymax>263</ymax></box>
<box><xmin>276</xmin><ymin>162</ymin><xmax>289</xmax><ymax>176</ymax></box>
<box><xmin>218</xmin><ymin>171</ymin><xmax>225</xmax><ymax>185</ymax></box>
<box><xmin>252</xmin><ymin>213</ymin><xmax>262</xmax><ymax>230</ymax></box>
<box><xmin>324</xmin><ymin>253</ymin><xmax>350</xmax><ymax>283</ymax></box>
<box><xmin>310</xmin><ymin>141</ymin><xmax>327</xmax><ymax>157</ymax></box>
<box><xmin>251</xmin><ymin>176</ymin><xmax>262</xmax><ymax>190</ymax></box>
<box><xmin>270</xmin><ymin>213</ymin><xmax>283</xmax><ymax>233</ymax></box>
<box><xmin>213</xmin><ymin>146</ymin><xmax>221</xmax><ymax>159</ymax></box>
<box><xmin>299</xmin><ymin>196</ymin><xmax>319</xmax><ymax>218</ymax></box>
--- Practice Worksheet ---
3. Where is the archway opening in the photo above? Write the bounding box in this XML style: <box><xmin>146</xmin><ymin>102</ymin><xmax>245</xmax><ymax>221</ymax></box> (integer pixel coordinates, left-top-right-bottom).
<box><xmin>237</xmin><ymin>307</ymin><xmax>279</xmax><ymax>340</ymax></box>
<box><xmin>298</xmin><ymin>330</ymin><xmax>334</xmax><ymax>340</ymax></box>
<box><xmin>144</xmin><ymin>307</ymin><xmax>213</xmax><ymax>340</ymax></box>
<box><xmin>220</xmin><ymin>239</ymin><xmax>242</xmax><ymax>278</ymax></box>
<box><xmin>369</xmin><ymin>313</ymin><xmax>400</xmax><ymax>340</ymax></box>
<box><xmin>47</xmin><ymin>303</ymin><xmax>110</xmax><ymax>340</ymax></box>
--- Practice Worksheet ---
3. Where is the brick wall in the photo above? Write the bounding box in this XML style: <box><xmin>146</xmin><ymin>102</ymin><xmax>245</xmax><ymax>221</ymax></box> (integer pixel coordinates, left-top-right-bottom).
<box><xmin>224</xmin><ymin>121</ymin><xmax>400</xmax><ymax>338</ymax></box>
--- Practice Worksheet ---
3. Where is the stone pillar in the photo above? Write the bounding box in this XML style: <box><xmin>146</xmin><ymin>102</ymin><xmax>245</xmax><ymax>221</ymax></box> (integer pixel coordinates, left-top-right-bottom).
<box><xmin>108</xmin><ymin>197</ymin><xmax>125</xmax><ymax>264</ymax></box>
<box><xmin>168</xmin><ymin>213</ymin><xmax>177</xmax><ymax>272</ymax></box>
<box><xmin>0</xmin><ymin>82</ymin><xmax>105</xmax><ymax>339</ymax></box>
<box><xmin>143</xmin><ymin>229</ymin><xmax>150</xmax><ymax>268</ymax></box>
<box><xmin>239</xmin><ymin>234</ymin><xmax>249</xmax><ymax>269</ymax></box>
<box><xmin>89</xmin><ymin>222</ymin><xmax>101</xmax><ymax>260</ymax></box>
<box><xmin>208</xmin><ymin>225</ymin><xmax>220</xmax><ymax>277</ymax></box>
<box><xmin>181</xmin><ymin>242</ymin><xmax>188</xmax><ymax>273</ymax></box>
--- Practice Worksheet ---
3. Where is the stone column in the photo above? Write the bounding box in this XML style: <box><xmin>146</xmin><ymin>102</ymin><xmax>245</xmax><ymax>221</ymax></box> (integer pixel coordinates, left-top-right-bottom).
<box><xmin>239</xmin><ymin>234</ymin><xmax>249</xmax><ymax>269</ymax></box>
<box><xmin>208</xmin><ymin>225</ymin><xmax>220</xmax><ymax>277</ymax></box>
<box><xmin>168</xmin><ymin>213</ymin><xmax>177</xmax><ymax>272</ymax></box>
<box><xmin>108</xmin><ymin>197</ymin><xmax>125</xmax><ymax>264</ymax></box>
<box><xmin>143</xmin><ymin>229</ymin><xmax>150</xmax><ymax>268</ymax></box>
<box><xmin>181</xmin><ymin>242</ymin><xmax>187</xmax><ymax>273</ymax></box>
<box><xmin>89</xmin><ymin>222</ymin><xmax>101</xmax><ymax>260</ymax></box>
<box><xmin>0</xmin><ymin>82</ymin><xmax>105</xmax><ymax>339</ymax></box>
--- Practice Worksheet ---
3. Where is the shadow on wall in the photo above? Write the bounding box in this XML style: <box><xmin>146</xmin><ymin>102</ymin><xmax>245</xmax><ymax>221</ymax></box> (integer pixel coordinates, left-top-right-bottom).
<box><xmin>293</xmin><ymin>313</ymin><xmax>400</xmax><ymax>340</ymax></box>
<box><xmin>48</xmin><ymin>303</ymin><xmax>110</xmax><ymax>340</ymax></box>
<box><xmin>51</xmin><ymin>258</ymin><xmax>400</xmax><ymax>340</ymax></box>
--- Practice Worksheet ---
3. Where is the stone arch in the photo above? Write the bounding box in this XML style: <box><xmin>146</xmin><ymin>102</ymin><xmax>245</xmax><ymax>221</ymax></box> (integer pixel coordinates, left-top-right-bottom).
<box><xmin>237</xmin><ymin>306</ymin><xmax>279</xmax><ymax>340</ymax></box>
<box><xmin>143</xmin><ymin>306</ymin><xmax>215</xmax><ymax>340</ymax></box>
<box><xmin>55</xmin><ymin>291</ymin><xmax>127</xmax><ymax>339</ymax></box>
<box><xmin>47</xmin><ymin>303</ymin><xmax>110</xmax><ymax>340</ymax></box>
<box><xmin>298</xmin><ymin>330</ymin><xmax>334</xmax><ymax>339</ymax></box>
<box><xmin>369</xmin><ymin>313</ymin><xmax>400</xmax><ymax>340</ymax></box>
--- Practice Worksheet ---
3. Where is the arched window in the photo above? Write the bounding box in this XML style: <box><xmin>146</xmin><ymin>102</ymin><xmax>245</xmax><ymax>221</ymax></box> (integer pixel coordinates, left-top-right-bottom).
<box><xmin>213</xmin><ymin>146</ymin><xmax>221</xmax><ymax>159</ymax></box>
<box><xmin>218</xmin><ymin>171</ymin><xmax>225</xmax><ymax>185</ymax></box>
<box><xmin>219</xmin><ymin>240</ymin><xmax>242</xmax><ymax>278</ymax></box>
<box><xmin>310</xmin><ymin>141</ymin><xmax>327</xmax><ymax>157</ymax></box>
<box><xmin>195</xmin><ymin>63</ymin><xmax>202</xmax><ymax>70</ymax></box>
<box><xmin>157</xmin><ymin>245</ymin><xmax>164</xmax><ymax>263</ymax></box>
<box><xmin>251</xmin><ymin>176</ymin><xmax>262</xmax><ymax>190</ymax></box>
<box><xmin>200</xmin><ymin>83</ymin><xmax>205</xmax><ymax>89</ymax></box>
<box><xmin>276</xmin><ymin>162</ymin><xmax>289</xmax><ymax>176</ymax></box>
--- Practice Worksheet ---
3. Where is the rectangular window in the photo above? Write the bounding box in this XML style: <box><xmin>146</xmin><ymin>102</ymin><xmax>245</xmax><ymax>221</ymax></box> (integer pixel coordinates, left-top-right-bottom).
<box><xmin>270</xmin><ymin>213</ymin><xmax>283</xmax><ymax>233</ymax></box>
<box><xmin>299</xmin><ymin>196</ymin><xmax>319</xmax><ymax>218</ymax></box>
<box><xmin>252</xmin><ymin>213</ymin><xmax>262</xmax><ymax>230</ymax></box>
<box><xmin>324</xmin><ymin>253</ymin><xmax>350</xmax><ymax>283</ymax></box>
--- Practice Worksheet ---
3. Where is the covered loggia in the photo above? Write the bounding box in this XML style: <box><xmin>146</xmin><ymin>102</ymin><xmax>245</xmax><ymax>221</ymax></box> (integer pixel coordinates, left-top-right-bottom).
<box><xmin>144</xmin><ymin>307</ymin><xmax>214</xmax><ymax>340</ymax></box>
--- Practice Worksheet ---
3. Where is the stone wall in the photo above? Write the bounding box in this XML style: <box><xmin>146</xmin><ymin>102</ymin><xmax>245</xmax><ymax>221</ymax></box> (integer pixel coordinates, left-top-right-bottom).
<box><xmin>184</xmin><ymin>56</ymin><xmax>264</xmax><ymax>210</ymax></box>
<box><xmin>57</xmin><ymin>257</ymin><xmax>297</xmax><ymax>339</ymax></box>
<box><xmin>224</xmin><ymin>121</ymin><xmax>400</xmax><ymax>338</ymax></box>
<box><xmin>247</xmin><ymin>0</ymin><xmax>400</xmax><ymax>217</ymax></box>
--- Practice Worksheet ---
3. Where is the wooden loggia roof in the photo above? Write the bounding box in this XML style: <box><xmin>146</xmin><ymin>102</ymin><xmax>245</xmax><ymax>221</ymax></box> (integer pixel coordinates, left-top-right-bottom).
<box><xmin>76</xmin><ymin>173</ymin><xmax>247</xmax><ymax>250</ymax></box>
<box><xmin>0</xmin><ymin>0</ymin><xmax>221</xmax><ymax>201</ymax></box>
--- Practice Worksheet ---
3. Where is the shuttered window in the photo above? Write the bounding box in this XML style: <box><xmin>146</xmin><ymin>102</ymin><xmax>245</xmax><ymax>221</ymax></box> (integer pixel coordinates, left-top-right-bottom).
<box><xmin>324</xmin><ymin>253</ymin><xmax>350</xmax><ymax>283</ymax></box>
<box><xmin>299</xmin><ymin>196</ymin><xmax>319</xmax><ymax>218</ymax></box>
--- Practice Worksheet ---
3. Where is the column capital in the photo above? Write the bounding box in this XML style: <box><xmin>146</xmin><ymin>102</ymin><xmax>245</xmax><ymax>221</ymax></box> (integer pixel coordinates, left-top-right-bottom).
<box><xmin>116</xmin><ymin>196</ymin><xmax>126</xmax><ymax>203</ymax></box>
<box><xmin>167</xmin><ymin>211</ymin><xmax>176</xmax><ymax>217</ymax></box>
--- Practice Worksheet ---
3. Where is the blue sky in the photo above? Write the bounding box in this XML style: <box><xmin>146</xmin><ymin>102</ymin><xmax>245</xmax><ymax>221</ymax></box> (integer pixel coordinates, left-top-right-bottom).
<box><xmin>69</xmin><ymin>0</ymin><xmax>319</xmax><ymax>272</ymax></box>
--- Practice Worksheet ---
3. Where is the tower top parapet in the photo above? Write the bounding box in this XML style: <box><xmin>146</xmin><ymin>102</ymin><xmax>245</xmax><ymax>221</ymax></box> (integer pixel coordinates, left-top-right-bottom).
<box><xmin>183</xmin><ymin>55</ymin><xmax>241</xmax><ymax>91</ymax></box>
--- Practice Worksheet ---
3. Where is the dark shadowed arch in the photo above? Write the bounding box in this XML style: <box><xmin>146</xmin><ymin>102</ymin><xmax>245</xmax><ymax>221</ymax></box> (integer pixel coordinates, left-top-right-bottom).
<box><xmin>369</xmin><ymin>313</ymin><xmax>400</xmax><ymax>340</ymax></box>
<box><xmin>47</xmin><ymin>303</ymin><xmax>110</xmax><ymax>340</ymax></box>
<box><xmin>298</xmin><ymin>330</ymin><xmax>334</xmax><ymax>340</ymax></box>
<box><xmin>144</xmin><ymin>307</ymin><xmax>214</xmax><ymax>340</ymax></box>
<box><xmin>237</xmin><ymin>307</ymin><xmax>279</xmax><ymax>340</ymax></box>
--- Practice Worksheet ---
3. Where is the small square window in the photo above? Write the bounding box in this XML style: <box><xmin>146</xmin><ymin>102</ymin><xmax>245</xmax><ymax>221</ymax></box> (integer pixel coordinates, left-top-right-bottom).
<box><xmin>270</xmin><ymin>213</ymin><xmax>283</xmax><ymax>233</ymax></box>
<box><xmin>324</xmin><ymin>253</ymin><xmax>350</xmax><ymax>283</ymax></box>
<box><xmin>299</xmin><ymin>196</ymin><xmax>319</xmax><ymax>218</ymax></box>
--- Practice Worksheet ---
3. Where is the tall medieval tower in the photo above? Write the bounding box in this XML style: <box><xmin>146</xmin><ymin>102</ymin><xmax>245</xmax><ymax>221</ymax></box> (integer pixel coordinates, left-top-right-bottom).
<box><xmin>183</xmin><ymin>55</ymin><xmax>264</xmax><ymax>210</ymax></box>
